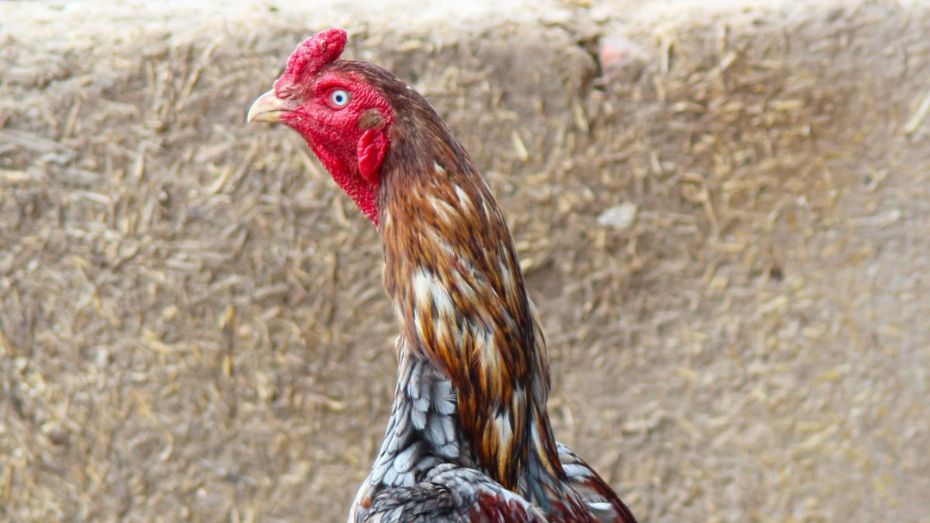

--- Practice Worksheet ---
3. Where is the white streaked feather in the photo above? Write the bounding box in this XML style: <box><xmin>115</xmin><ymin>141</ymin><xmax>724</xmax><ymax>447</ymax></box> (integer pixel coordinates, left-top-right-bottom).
<box><xmin>475</xmin><ymin>327</ymin><xmax>500</xmax><ymax>374</ymax></box>
<box><xmin>426</xmin><ymin>194</ymin><xmax>458</xmax><ymax>223</ymax></box>
<box><xmin>453</xmin><ymin>184</ymin><xmax>473</xmax><ymax>212</ymax></box>
<box><xmin>499</xmin><ymin>258</ymin><xmax>514</xmax><ymax>297</ymax></box>
<box><xmin>412</xmin><ymin>269</ymin><xmax>455</xmax><ymax>320</ymax></box>
<box><xmin>493</xmin><ymin>409</ymin><xmax>513</xmax><ymax>447</ymax></box>
<box><xmin>562</xmin><ymin>463</ymin><xmax>593</xmax><ymax>478</ymax></box>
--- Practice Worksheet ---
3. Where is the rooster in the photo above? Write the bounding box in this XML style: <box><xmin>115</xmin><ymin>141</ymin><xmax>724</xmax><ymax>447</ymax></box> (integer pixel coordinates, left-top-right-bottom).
<box><xmin>247</xmin><ymin>28</ymin><xmax>638</xmax><ymax>523</ymax></box>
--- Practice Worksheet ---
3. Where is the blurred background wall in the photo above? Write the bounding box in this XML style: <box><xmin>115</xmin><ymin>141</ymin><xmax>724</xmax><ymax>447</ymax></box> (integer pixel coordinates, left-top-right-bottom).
<box><xmin>1</xmin><ymin>0</ymin><xmax>928</xmax><ymax>521</ymax></box>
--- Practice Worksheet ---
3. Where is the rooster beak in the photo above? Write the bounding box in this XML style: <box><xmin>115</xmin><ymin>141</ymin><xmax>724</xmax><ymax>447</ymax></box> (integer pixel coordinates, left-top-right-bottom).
<box><xmin>247</xmin><ymin>89</ymin><xmax>290</xmax><ymax>123</ymax></box>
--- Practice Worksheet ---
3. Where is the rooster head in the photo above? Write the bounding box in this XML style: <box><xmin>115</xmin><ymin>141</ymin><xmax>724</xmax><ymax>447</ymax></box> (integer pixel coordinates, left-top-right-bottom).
<box><xmin>247</xmin><ymin>28</ymin><xmax>393</xmax><ymax>224</ymax></box>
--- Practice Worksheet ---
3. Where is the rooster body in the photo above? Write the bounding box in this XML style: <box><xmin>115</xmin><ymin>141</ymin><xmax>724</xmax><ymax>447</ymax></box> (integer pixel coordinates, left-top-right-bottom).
<box><xmin>248</xmin><ymin>29</ymin><xmax>637</xmax><ymax>523</ymax></box>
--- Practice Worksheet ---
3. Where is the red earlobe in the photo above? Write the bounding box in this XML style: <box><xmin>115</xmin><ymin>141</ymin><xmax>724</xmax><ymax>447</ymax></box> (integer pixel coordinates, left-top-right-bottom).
<box><xmin>357</xmin><ymin>129</ymin><xmax>388</xmax><ymax>187</ymax></box>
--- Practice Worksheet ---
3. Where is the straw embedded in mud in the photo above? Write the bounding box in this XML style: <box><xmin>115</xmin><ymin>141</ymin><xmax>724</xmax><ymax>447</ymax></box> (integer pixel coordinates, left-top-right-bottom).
<box><xmin>0</xmin><ymin>1</ymin><xmax>928</xmax><ymax>521</ymax></box>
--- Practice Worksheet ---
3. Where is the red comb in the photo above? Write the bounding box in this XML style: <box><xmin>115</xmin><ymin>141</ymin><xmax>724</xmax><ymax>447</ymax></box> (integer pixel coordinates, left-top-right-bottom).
<box><xmin>283</xmin><ymin>28</ymin><xmax>347</xmax><ymax>81</ymax></box>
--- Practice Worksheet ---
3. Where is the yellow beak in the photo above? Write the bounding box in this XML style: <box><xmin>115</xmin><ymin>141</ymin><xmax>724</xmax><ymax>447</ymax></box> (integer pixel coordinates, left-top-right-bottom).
<box><xmin>246</xmin><ymin>89</ymin><xmax>291</xmax><ymax>123</ymax></box>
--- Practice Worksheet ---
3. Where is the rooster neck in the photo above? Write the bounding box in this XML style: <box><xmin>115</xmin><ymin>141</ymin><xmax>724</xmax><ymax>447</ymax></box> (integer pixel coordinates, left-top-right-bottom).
<box><xmin>376</xmin><ymin>154</ymin><xmax>565</xmax><ymax>497</ymax></box>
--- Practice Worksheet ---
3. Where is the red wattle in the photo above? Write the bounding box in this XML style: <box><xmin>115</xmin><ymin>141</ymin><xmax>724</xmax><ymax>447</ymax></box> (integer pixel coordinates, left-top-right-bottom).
<box><xmin>357</xmin><ymin>129</ymin><xmax>388</xmax><ymax>187</ymax></box>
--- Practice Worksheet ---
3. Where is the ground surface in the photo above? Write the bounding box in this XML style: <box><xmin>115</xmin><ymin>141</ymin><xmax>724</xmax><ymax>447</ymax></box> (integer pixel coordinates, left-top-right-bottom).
<box><xmin>1</xmin><ymin>0</ymin><xmax>929</xmax><ymax>521</ymax></box>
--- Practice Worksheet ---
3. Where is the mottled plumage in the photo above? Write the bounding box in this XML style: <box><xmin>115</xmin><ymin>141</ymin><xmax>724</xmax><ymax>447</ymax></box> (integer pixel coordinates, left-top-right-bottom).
<box><xmin>248</xmin><ymin>28</ymin><xmax>638</xmax><ymax>523</ymax></box>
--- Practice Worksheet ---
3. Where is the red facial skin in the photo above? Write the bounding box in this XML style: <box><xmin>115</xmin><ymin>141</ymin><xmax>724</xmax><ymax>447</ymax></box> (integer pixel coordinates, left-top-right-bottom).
<box><xmin>272</xmin><ymin>29</ymin><xmax>392</xmax><ymax>225</ymax></box>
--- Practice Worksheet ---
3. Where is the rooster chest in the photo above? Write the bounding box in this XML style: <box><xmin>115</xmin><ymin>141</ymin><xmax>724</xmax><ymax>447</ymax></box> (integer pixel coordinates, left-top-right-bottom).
<box><xmin>368</xmin><ymin>350</ymin><xmax>471</xmax><ymax>488</ymax></box>
<box><xmin>347</xmin><ymin>351</ymin><xmax>474</xmax><ymax>522</ymax></box>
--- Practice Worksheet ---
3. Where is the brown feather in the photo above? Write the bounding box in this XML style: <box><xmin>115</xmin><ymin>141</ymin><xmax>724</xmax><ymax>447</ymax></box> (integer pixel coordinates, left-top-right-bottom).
<box><xmin>330</xmin><ymin>60</ymin><xmax>635</xmax><ymax>522</ymax></box>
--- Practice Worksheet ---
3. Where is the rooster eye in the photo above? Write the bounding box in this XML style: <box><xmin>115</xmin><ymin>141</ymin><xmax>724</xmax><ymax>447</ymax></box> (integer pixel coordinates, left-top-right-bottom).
<box><xmin>329</xmin><ymin>89</ymin><xmax>350</xmax><ymax>107</ymax></box>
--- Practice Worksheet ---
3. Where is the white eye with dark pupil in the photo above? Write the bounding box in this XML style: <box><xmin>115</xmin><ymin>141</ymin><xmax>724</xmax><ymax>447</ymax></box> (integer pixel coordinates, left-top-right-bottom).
<box><xmin>330</xmin><ymin>89</ymin><xmax>349</xmax><ymax>107</ymax></box>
